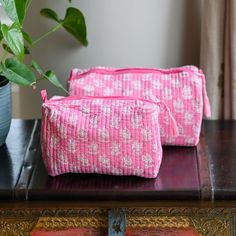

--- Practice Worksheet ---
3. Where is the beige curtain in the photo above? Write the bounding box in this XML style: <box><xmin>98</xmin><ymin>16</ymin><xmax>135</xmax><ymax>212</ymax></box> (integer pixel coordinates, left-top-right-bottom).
<box><xmin>200</xmin><ymin>0</ymin><xmax>236</xmax><ymax>119</ymax></box>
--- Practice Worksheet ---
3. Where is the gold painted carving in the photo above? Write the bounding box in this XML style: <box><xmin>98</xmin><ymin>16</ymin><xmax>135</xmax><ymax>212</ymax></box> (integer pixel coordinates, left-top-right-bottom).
<box><xmin>0</xmin><ymin>218</ymin><xmax>37</xmax><ymax>236</ymax></box>
<box><xmin>34</xmin><ymin>216</ymin><xmax>107</xmax><ymax>230</ymax></box>
<box><xmin>0</xmin><ymin>207</ymin><xmax>235</xmax><ymax>236</ymax></box>
<box><xmin>127</xmin><ymin>215</ymin><xmax>190</xmax><ymax>228</ymax></box>
<box><xmin>191</xmin><ymin>218</ymin><xmax>230</xmax><ymax>236</ymax></box>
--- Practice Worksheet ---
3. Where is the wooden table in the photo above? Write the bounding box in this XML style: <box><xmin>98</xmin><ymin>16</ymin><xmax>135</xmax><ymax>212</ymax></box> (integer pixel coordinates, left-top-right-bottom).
<box><xmin>0</xmin><ymin>119</ymin><xmax>235</xmax><ymax>235</ymax></box>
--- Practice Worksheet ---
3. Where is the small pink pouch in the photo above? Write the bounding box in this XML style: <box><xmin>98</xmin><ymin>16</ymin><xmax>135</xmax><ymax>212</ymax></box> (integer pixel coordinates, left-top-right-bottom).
<box><xmin>41</xmin><ymin>91</ymin><xmax>178</xmax><ymax>178</ymax></box>
<box><xmin>68</xmin><ymin>66</ymin><xmax>211</xmax><ymax>146</ymax></box>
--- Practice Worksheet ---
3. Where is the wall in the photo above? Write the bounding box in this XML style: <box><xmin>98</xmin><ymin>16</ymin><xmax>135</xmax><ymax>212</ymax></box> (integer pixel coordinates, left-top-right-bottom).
<box><xmin>1</xmin><ymin>0</ymin><xmax>201</xmax><ymax>118</ymax></box>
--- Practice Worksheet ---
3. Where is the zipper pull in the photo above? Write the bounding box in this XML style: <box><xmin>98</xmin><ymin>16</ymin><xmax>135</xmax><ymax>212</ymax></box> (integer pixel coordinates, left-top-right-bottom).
<box><xmin>41</xmin><ymin>90</ymin><xmax>47</xmax><ymax>103</ymax></box>
<box><xmin>199</xmin><ymin>70</ymin><xmax>211</xmax><ymax>118</ymax></box>
<box><xmin>156</xmin><ymin>101</ymin><xmax>179</xmax><ymax>136</ymax></box>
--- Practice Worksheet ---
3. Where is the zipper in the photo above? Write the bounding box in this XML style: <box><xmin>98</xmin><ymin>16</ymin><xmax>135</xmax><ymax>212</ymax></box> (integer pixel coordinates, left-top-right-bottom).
<box><xmin>70</xmin><ymin>66</ymin><xmax>199</xmax><ymax>79</ymax></box>
<box><xmin>41</xmin><ymin>91</ymin><xmax>179</xmax><ymax>136</ymax></box>
<box><xmin>69</xmin><ymin>66</ymin><xmax>211</xmax><ymax>118</ymax></box>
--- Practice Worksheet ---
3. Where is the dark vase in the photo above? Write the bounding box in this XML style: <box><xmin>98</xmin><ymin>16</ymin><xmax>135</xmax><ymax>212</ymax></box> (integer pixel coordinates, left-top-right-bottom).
<box><xmin>0</xmin><ymin>75</ymin><xmax>12</xmax><ymax>147</ymax></box>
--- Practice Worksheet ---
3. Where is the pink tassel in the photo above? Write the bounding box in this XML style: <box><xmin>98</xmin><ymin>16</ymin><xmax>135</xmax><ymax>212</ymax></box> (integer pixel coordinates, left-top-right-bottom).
<box><xmin>199</xmin><ymin>70</ymin><xmax>211</xmax><ymax>118</ymax></box>
<box><xmin>203</xmin><ymin>94</ymin><xmax>211</xmax><ymax>118</ymax></box>
<box><xmin>167</xmin><ymin>111</ymin><xmax>179</xmax><ymax>136</ymax></box>
<box><xmin>157</xmin><ymin>101</ymin><xmax>179</xmax><ymax>136</ymax></box>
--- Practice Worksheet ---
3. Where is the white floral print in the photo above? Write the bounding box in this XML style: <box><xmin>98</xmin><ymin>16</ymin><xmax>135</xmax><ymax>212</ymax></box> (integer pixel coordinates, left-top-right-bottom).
<box><xmin>132</xmin><ymin>141</ymin><xmax>142</xmax><ymax>154</ymax></box>
<box><xmin>171</xmin><ymin>79</ymin><xmax>181</xmax><ymax>88</ymax></box>
<box><xmin>99</xmin><ymin>129</ymin><xmax>110</xmax><ymax>141</ymax></box>
<box><xmin>102</xmin><ymin>105</ymin><xmax>112</xmax><ymax>115</ymax></box>
<box><xmin>192</xmin><ymin>125</ymin><xmax>200</xmax><ymax>135</ymax></box>
<box><xmin>192</xmin><ymin>100</ymin><xmax>201</xmax><ymax>112</ymax></box>
<box><xmin>122</xmin><ymin>157</ymin><xmax>132</xmax><ymax>168</ymax></box>
<box><xmin>131</xmin><ymin>114</ymin><xmax>142</xmax><ymax>128</ymax></box>
<box><xmin>143</xmin><ymin>89</ymin><xmax>154</xmax><ymax>98</ymax></box>
<box><xmin>110</xmin><ymin>116</ymin><xmax>120</xmax><ymax>128</ymax></box>
<box><xmin>120</xmin><ymin>129</ymin><xmax>131</xmax><ymax>141</ymax></box>
<box><xmin>133</xmin><ymin>80</ymin><xmax>142</xmax><ymax>90</ymax></box>
<box><xmin>81</xmin><ymin>106</ymin><xmax>90</xmax><ymax>114</ymax></box>
<box><xmin>88</xmin><ymin>142</ymin><xmax>99</xmax><ymax>154</ymax></box>
<box><xmin>78</xmin><ymin>155</ymin><xmax>90</xmax><ymax>167</ymax></box>
<box><xmin>68</xmin><ymin>139</ymin><xmax>76</xmax><ymax>154</ymax></box>
<box><xmin>94</xmin><ymin>79</ymin><xmax>104</xmax><ymax>88</ymax></box>
<box><xmin>98</xmin><ymin>155</ymin><xmax>110</xmax><ymax>168</ymax></box>
<box><xmin>123</xmin><ymin>89</ymin><xmax>133</xmax><ymax>96</ymax></box>
<box><xmin>182</xmin><ymin>86</ymin><xmax>192</xmax><ymax>99</ymax></box>
<box><xmin>104</xmin><ymin>88</ymin><xmax>114</xmax><ymax>96</ymax></box>
<box><xmin>83</xmin><ymin>85</ymin><xmax>94</xmax><ymax>94</ymax></box>
<box><xmin>57</xmin><ymin>151</ymin><xmax>69</xmax><ymax>165</ymax></box>
<box><xmin>78</xmin><ymin>129</ymin><xmax>88</xmax><ymax>140</ymax></box>
<box><xmin>163</xmin><ymin>88</ymin><xmax>172</xmax><ymax>100</ymax></box>
<box><xmin>142</xmin><ymin>154</ymin><xmax>153</xmax><ymax>167</ymax></box>
<box><xmin>152</xmin><ymin>80</ymin><xmax>163</xmax><ymax>90</ymax></box>
<box><xmin>113</xmin><ymin>81</ymin><xmax>122</xmax><ymax>90</ymax></box>
<box><xmin>90</xmin><ymin>115</ymin><xmax>99</xmax><ymax>128</ymax></box>
<box><xmin>141</xmin><ymin>128</ymin><xmax>152</xmax><ymax>141</ymax></box>
<box><xmin>111</xmin><ymin>142</ymin><xmax>121</xmax><ymax>156</ymax></box>
<box><xmin>123</xmin><ymin>106</ymin><xmax>133</xmax><ymax>115</ymax></box>
<box><xmin>184</xmin><ymin>112</ymin><xmax>194</xmax><ymax>125</ymax></box>
<box><xmin>173</xmin><ymin>99</ymin><xmax>184</xmax><ymax>113</ymax></box>
<box><xmin>50</xmin><ymin>135</ymin><xmax>58</xmax><ymax>147</ymax></box>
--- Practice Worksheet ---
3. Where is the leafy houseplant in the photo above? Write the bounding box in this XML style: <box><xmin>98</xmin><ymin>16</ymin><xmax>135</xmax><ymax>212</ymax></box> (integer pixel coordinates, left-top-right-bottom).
<box><xmin>0</xmin><ymin>0</ymin><xmax>88</xmax><ymax>145</ymax></box>
<box><xmin>0</xmin><ymin>0</ymin><xmax>88</xmax><ymax>89</ymax></box>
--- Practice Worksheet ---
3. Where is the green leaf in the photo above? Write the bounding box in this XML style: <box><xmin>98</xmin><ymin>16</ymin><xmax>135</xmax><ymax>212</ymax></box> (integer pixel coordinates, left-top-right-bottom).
<box><xmin>0</xmin><ymin>0</ymin><xmax>27</xmax><ymax>25</ymax></box>
<box><xmin>1</xmin><ymin>23</ymin><xmax>24</xmax><ymax>62</ymax></box>
<box><xmin>0</xmin><ymin>63</ymin><xmax>3</xmax><ymax>73</ymax></box>
<box><xmin>2</xmin><ymin>44</ymin><xmax>29</xmax><ymax>55</ymax></box>
<box><xmin>1</xmin><ymin>58</ymin><xmax>36</xmax><ymax>86</ymax></box>
<box><xmin>31</xmin><ymin>60</ymin><xmax>44</xmax><ymax>74</ymax></box>
<box><xmin>44</xmin><ymin>70</ymin><xmax>67</xmax><ymax>92</ymax></box>
<box><xmin>40</xmin><ymin>8</ymin><xmax>59</xmax><ymax>22</ymax></box>
<box><xmin>22</xmin><ymin>31</ymin><xmax>32</xmax><ymax>45</ymax></box>
<box><xmin>2</xmin><ymin>43</ymin><xmax>13</xmax><ymax>54</ymax></box>
<box><xmin>62</xmin><ymin>7</ymin><xmax>88</xmax><ymax>46</ymax></box>
<box><xmin>24</xmin><ymin>46</ymin><xmax>30</xmax><ymax>54</ymax></box>
<box><xmin>0</xmin><ymin>22</ymin><xmax>3</xmax><ymax>43</ymax></box>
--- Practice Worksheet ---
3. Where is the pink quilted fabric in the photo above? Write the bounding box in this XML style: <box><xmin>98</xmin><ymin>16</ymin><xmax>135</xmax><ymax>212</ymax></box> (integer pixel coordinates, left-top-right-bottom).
<box><xmin>68</xmin><ymin>66</ymin><xmax>211</xmax><ymax>146</ymax></box>
<box><xmin>41</xmin><ymin>93</ymin><xmax>178</xmax><ymax>178</ymax></box>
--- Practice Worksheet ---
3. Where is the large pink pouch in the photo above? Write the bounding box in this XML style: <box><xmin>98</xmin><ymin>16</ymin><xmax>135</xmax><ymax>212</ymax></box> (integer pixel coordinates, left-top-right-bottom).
<box><xmin>41</xmin><ymin>91</ymin><xmax>178</xmax><ymax>178</ymax></box>
<box><xmin>68</xmin><ymin>66</ymin><xmax>211</xmax><ymax>146</ymax></box>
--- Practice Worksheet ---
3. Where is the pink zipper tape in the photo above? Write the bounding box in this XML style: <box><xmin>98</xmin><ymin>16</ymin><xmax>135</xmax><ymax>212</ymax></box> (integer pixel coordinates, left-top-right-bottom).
<box><xmin>69</xmin><ymin>67</ymin><xmax>198</xmax><ymax>80</ymax></box>
<box><xmin>42</xmin><ymin>93</ymin><xmax>179</xmax><ymax>136</ymax></box>
<box><xmin>69</xmin><ymin>67</ymin><xmax>211</xmax><ymax>118</ymax></box>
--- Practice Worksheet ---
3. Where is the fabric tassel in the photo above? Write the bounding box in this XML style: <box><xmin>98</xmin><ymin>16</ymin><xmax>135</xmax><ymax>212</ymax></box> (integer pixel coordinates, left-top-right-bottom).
<box><xmin>199</xmin><ymin>70</ymin><xmax>211</xmax><ymax>118</ymax></box>
<box><xmin>157</xmin><ymin>101</ymin><xmax>179</xmax><ymax>136</ymax></box>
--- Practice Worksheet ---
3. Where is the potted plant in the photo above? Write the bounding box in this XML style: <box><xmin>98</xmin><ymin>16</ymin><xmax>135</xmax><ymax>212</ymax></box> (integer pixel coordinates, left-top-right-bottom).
<box><xmin>0</xmin><ymin>0</ymin><xmax>88</xmax><ymax>146</ymax></box>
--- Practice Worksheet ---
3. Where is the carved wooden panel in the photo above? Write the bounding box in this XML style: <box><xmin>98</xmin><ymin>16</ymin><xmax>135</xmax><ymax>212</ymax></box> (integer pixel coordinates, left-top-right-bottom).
<box><xmin>0</xmin><ymin>207</ymin><xmax>235</xmax><ymax>236</ymax></box>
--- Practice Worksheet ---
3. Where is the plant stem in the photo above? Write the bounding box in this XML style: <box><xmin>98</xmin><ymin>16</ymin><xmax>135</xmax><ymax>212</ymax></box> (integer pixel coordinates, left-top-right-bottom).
<box><xmin>22</xmin><ymin>0</ymin><xmax>33</xmax><ymax>26</ymax></box>
<box><xmin>61</xmin><ymin>87</ymin><xmax>69</xmax><ymax>94</ymax></box>
<box><xmin>36</xmin><ymin>76</ymin><xmax>69</xmax><ymax>94</ymax></box>
<box><xmin>26</xmin><ymin>0</ymin><xmax>33</xmax><ymax>13</ymax></box>
<box><xmin>32</xmin><ymin>24</ymin><xmax>63</xmax><ymax>47</ymax></box>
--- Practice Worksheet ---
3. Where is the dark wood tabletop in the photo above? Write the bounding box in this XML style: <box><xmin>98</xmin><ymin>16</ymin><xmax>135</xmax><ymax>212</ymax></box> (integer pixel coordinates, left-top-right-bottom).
<box><xmin>0</xmin><ymin>119</ymin><xmax>235</xmax><ymax>202</ymax></box>
<box><xmin>204</xmin><ymin>120</ymin><xmax>236</xmax><ymax>200</ymax></box>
